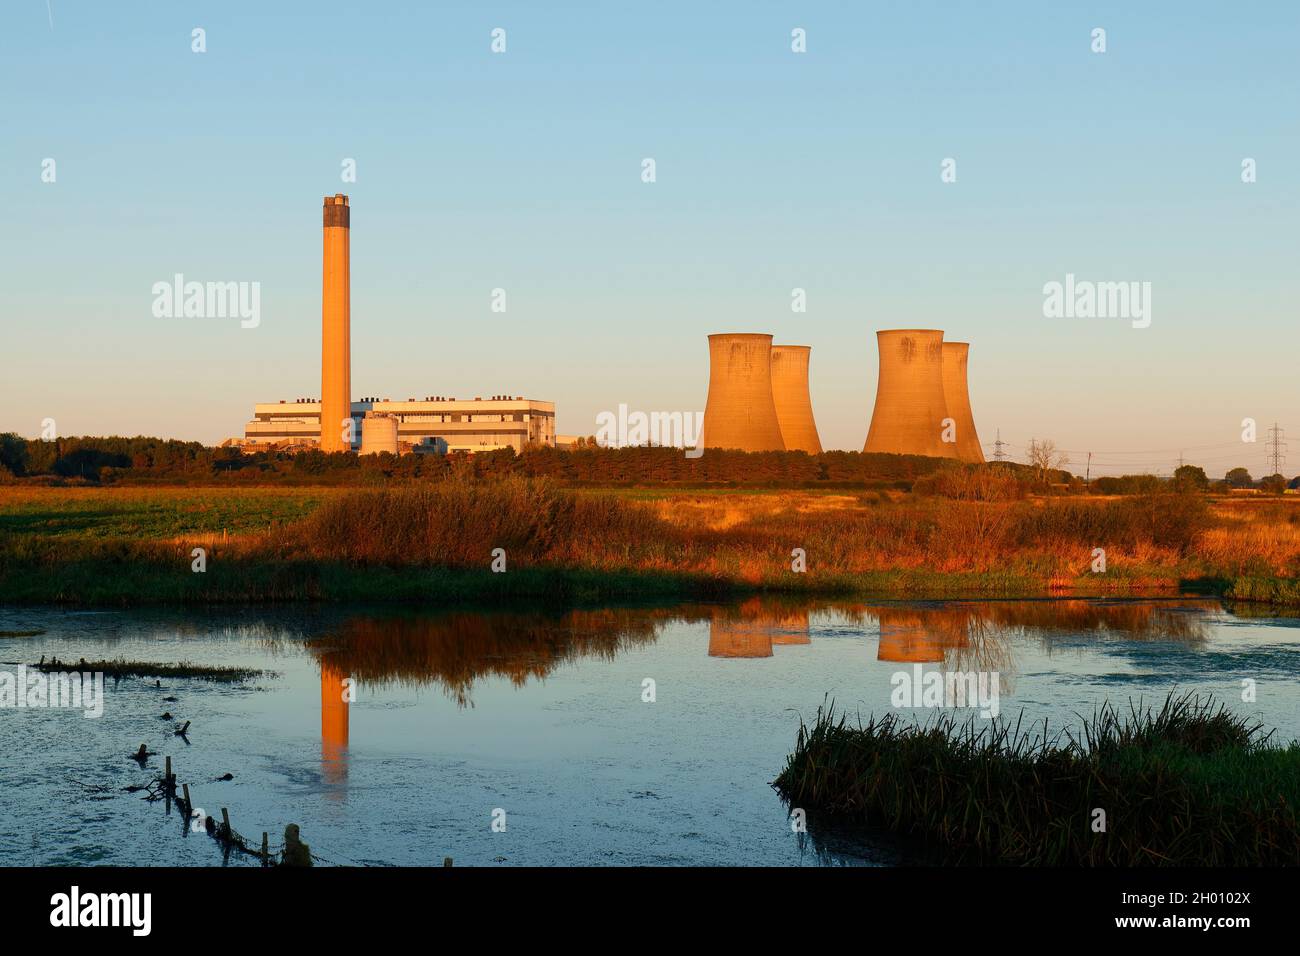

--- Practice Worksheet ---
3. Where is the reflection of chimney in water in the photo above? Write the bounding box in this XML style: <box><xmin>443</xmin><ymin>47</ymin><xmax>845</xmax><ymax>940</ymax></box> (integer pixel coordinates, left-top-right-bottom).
<box><xmin>321</xmin><ymin>664</ymin><xmax>350</xmax><ymax>790</ymax></box>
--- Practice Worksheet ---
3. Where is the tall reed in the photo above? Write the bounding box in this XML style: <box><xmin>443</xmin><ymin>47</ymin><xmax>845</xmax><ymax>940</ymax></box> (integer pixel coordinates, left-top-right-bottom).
<box><xmin>774</xmin><ymin>691</ymin><xmax>1300</xmax><ymax>865</ymax></box>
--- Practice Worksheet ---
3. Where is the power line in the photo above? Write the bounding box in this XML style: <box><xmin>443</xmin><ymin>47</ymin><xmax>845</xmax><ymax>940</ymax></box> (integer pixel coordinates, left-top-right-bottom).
<box><xmin>993</xmin><ymin>441</ymin><xmax>1244</xmax><ymax>457</ymax></box>
<box><xmin>977</xmin><ymin>435</ymin><xmax>1287</xmax><ymax>478</ymax></box>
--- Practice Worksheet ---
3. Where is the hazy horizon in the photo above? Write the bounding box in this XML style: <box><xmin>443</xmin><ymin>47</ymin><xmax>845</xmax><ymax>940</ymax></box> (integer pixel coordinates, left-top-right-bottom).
<box><xmin>4</xmin><ymin>2</ymin><xmax>1297</xmax><ymax>477</ymax></box>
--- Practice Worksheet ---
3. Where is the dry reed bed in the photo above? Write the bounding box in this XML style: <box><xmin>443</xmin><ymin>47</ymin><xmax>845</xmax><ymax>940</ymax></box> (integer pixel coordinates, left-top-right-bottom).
<box><xmin>2</xmin><ymin>479</ymin><xmax>1299</xmax><ymax>602</ymax></box>
<box><xmin>273</xmin><ymin>479</ymin><xmax>1300</xmax><ymax>590</ymax></box>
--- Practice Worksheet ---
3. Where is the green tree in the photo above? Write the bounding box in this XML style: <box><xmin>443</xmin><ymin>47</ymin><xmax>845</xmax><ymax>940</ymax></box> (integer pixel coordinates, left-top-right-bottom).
<box><xmin>1260</xmin><ymin>473</ymin><xmax>1287</xmax><ymax>495</ymax></box>
<box><xmin>0</xmin><ymin>433</ymin><xmax>29</xmax><ymax>476</ymax></box>
<box><xmin>1172</xmin><ymin>464</ymin><xmax>1209</xmax><ymax>493</ymax></box>
<box><xmin>1225</xmin><ymin>467</ymin><xmax>1253</xmax><ymax>489</ymax></box>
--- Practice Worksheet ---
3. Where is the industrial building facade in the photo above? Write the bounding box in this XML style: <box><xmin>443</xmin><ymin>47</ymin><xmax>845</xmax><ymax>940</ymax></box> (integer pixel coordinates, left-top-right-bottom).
<box><xmin>233</xmin><ymin>195</ymin><xmax>556</xmax><ymax>455</ymax></box>
<box><xmin>241</xmin><ymin>396</ymin><xmax>556</xmax><ymax>453</ymax></box>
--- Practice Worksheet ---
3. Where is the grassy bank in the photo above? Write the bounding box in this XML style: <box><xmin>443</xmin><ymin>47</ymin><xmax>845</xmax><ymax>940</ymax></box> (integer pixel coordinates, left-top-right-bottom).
<box><xmin>26</xmin><ymin>657</ymin><xmax>269</xmax><ymax>683</ymax></box>
<box><xmin>0</xmin><ymin>479</ymin><xmax>1297</xmax><ymax>606</ymax></box>
<box><xmin>774</xmin><ymin>692</ymin><xmax>1300</xmax><ymax>865</ymax></box>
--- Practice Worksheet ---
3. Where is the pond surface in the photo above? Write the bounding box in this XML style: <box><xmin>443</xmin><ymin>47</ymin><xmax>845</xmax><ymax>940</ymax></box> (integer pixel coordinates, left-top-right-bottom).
<box><xmin>1</xmin><ymin>597</ymin><xmax>1298</xmax><ymax>866</ymax></box>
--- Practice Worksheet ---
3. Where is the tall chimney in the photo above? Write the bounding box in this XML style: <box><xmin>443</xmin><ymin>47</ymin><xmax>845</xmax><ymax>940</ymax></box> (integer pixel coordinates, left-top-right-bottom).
<box><xmin>863</xmin><ymin>329</ymin><xmax>958</xmax><ymax>459</ymax></box>
<box><xmin>770</xmin><ymin>345</ymin><xmax>823</xmax><ymax>454</ymax></box>
<box><xmin>700</xmin><ymin>333</ymin><xmax>786</xmax><ymax>452</ymax></box>
<box><xmin>940</xmin><ymin>341</ymin><xmax>985</xmax><ymax>463</ymax></box>
<box><xmin>320</xmin><ymin>194</ymin><xmax>351</xmax><ymax>452</ymax></box>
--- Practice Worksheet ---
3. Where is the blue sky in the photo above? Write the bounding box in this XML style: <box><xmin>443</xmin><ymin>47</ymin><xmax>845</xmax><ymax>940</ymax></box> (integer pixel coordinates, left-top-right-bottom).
<box><xmin>3</xmin><ymin>1</ymin><xmax>1297</xmax><ymax>475</ymax></box>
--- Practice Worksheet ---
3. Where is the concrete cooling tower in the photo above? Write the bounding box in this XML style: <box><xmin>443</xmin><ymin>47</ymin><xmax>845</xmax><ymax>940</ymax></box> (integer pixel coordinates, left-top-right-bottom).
<box><xmin>700</xmin><ymin>333</ymin><xmax>786</xmax><ymax>452</ymax></box>
<box><xmin>320</xmin><ymin>194</ymin><xmax>351</xmax><ymax>452</ymax></box>
<box><xmin>940</xmin><ymin>342</ymin><xmax>985</xmax><ymax>463</ymax></box>
<box><xmin>770</xmin><ymin>345</ymin><xmax>823</xmax><ymax>454</ymax></box>
<box><xmin>863</xmin><ymin>329</ymin><xmax>958</xmax><ymax>459</ymax></box>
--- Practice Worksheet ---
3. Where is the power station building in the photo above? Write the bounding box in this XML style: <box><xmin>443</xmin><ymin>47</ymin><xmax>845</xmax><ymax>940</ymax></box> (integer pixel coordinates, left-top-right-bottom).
<box><xmin>235</xmin><ymin>195</ymin><xmax>555</xmax><ymax>455</ymax></box>
<box><xmin>242</xmin><ymin>395</ymin><xmax>556</xmax><ymax>453</ymax></box>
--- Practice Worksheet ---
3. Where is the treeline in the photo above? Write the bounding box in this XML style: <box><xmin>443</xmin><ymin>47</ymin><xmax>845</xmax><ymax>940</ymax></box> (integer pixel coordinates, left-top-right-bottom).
<box><xmin>0</xmin><ymin>434</ymin><xmax>220</xmax><ymax>480</ymax></box>
<box><xmin>2</xmin><ymin>433</ymin><xmax>1294</xmax><ymax>493</ymax></box>
<box><xmin>0</xmin><ymin>434</ymin><xmax>954</xmax><ymax>487</ymax></box>
<box><xmin>1095</xmin><ymin>466</ymin><xmax>1299</xmax><ymax>495</ymax></box>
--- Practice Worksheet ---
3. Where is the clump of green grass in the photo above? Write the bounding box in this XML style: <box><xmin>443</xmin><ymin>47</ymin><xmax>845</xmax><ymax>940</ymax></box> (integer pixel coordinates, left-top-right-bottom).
<box><xmin>774</xmin><ymin>690</ymin><xmax>1300</xmax><ymax>865</ymax></box>
<box><xmin>1226</xmin><ymin>576</ymin><xmax>1300</xmax><ymax>607</ymax></box>
<box><xmin>30</xmin><ymin>657</ymin><xmax>270</xmax><ymax>683</ymax></box>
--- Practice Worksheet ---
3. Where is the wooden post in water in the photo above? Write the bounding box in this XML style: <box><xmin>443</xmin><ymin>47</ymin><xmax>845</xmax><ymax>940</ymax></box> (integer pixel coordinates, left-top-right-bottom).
<box><xmin>262</xmin><ymin>832</ymin><xmax>269</xmax><ymax>864</ymax></box>
<box><xmin>182</xmin><ymin>784</ymin><xmax>191</xmax><ymax>808</ymax></box>
<box><xmin>221</xmin><ymin>808</ymin><xmax>231</xmax><ymax>842</ymax></box>
<box><xmin>165</xmin><ymin>756</ymin><xmax>173</xmax><ymax>785</ymax></box>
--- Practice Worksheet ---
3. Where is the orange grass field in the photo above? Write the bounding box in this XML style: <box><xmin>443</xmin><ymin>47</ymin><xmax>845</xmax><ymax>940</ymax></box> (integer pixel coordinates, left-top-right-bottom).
<box><xmin>1</xmin><ymin>481</ymin><xmax>1298</xmax><ymax>604</ymax></box>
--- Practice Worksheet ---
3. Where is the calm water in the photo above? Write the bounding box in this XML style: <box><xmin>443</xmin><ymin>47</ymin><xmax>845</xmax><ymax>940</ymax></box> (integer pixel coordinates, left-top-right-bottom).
<box><xmin>1</xmin><ymin>598</ymin><xmax>1298</xmax><ymax>866</ymax></box>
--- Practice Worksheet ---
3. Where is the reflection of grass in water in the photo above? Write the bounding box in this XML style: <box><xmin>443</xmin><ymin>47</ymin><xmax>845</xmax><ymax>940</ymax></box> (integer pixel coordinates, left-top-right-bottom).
<box><xmin>984</xmin><ymin>600</ymin><xmax>1216</xmax><ymax>644</ymax></box>
<box><xmin>307</xmin><ymin>606</ymin><xmax>681</xmax><ymax>707</ymax></box>
<box><xmin>775</xmin><ymin>691</ymin><xmax>1300</xmax><ymax>865</ymax></box>
<box><xmin>30</xmin><ymin>657</ymin><xmax>270</xmax><ymax>683</ymax></box>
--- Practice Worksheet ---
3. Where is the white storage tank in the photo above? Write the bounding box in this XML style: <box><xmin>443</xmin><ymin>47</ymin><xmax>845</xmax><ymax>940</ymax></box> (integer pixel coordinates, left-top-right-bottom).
<box><xmin>359</xmin><ymin>414</ymin><xmax>399</xmax><ymax>455</ymax></box>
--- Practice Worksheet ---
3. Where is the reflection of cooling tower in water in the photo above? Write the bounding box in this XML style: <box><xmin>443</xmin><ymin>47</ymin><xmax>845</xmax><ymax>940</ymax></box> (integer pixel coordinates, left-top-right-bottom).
<box><xmin>874</xmin><ymin>607</ymin><xmax>970</xmax><ymax>663</ymax></box>
<box><xmin>940</xmin><ymin>342</ymin><xmax>984</xmax><ymax>463</ymax></box>
<box><xmin>876</xmin><ymin>612</ymin><xmax>944</xmax><ymax>663</ymax></box>
<box><xmin>863</xmin><ymin>329</ymin><xmax>957</xmax><ymax>459</ymax></box>
<box><xmin>770</xmin><ymin>346</ymin><xmax>823</xmax><ymax>454</ymax></box>
<box><xmin>769</xmin><ymin>611</ymin><xmax>812</xmax><ymax>645</ymax></box>
<box><xmin>708</xmin><ymin>616</ymin><xmax>775</xmax><ymax>658</ymax></box>
<box><xmin>320</xmin><ymin>664</ymin><xmax>349</xmax><ymax>789</ymax></box>
<box><xmin>700</xmin><ymin>334</ymin><xmax>786</xmax><ymax>452</ymax></box>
